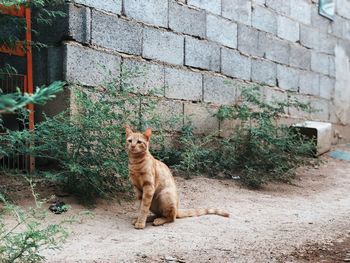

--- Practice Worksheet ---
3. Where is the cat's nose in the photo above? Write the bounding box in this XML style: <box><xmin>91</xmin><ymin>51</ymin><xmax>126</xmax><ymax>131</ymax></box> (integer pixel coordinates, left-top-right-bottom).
<box><xmin>131</xmin><ymin>145</ymin><xmax>136</xmax><ymax>149</ymax></box>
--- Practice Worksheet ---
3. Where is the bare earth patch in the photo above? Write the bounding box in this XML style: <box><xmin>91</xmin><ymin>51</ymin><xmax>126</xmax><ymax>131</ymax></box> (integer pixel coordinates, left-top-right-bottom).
<box><xmin>2</xmin><ymin>154</ymin><xmax>350</xmax><ymax>263</ymax></box>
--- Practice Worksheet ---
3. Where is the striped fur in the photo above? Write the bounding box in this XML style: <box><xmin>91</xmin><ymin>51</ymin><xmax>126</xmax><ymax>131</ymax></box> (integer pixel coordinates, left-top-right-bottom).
<box><xmin>176</xmin><ymin>208</ymin><xmax>230</xmax><ymax>218</ymax></box>
<box><xmin>125</xmin><ymin>125</ymin><xmax>230</xmax><ymax>229</ymax></box>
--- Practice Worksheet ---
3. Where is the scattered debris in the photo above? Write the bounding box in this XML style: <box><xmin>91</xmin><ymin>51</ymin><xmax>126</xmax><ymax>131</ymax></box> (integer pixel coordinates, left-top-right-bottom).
<box><xmin>163</xmin><ymin>256</ymin><xmax>185</xmax><ymax>263</ymax></box>
<box><xmin>49</xmin><ymin>201</ymin><xmax>68</xmax><ymax>214</ymax></box>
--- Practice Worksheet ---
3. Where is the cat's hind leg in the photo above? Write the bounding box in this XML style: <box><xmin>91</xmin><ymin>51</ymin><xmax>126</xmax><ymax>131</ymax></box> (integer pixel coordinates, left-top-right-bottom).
<box><xmin>152</xmin><ymin>205</ymin><xmax>176</xmax><ymax>226</ymax></box>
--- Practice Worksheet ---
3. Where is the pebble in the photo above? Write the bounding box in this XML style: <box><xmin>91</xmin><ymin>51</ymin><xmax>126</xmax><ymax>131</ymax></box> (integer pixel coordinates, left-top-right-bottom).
<box><xmin>164</xmin><ymin>256</ymin><xmax>178</xmax><ymax>262</ymax></box>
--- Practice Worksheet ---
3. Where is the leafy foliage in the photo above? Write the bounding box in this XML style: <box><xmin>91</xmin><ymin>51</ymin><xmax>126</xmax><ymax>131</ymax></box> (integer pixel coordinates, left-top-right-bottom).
<box><xmin>0</xmin><ymin>2</ymin><xmax>69</xmax><ymax>262</ymax></box>
<box><xmin>0</xmin><ymin>179</ymin><xmax>69</xmax><ymax>263</ymax></box>
<box><xmin>0</xmin><ymin>81</ymin><xmax>65</xmax><ymax>114</ymax></box>
<box><xmin>3</xmin><ymin>67</ymin><xmax>171</xmax><ymax>203</ymax></box>
<box><xmin>176</xmin><ymin>86</ymin><xmax>316</xmax><ymax>188</ymax></box>
<box><xmin>0</xmin><ymin>0</ymin><xmax>66</xmax><ymax>51</ymax></box>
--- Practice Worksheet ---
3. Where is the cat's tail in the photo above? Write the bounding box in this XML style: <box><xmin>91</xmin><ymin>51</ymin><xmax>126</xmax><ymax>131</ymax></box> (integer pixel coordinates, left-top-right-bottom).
<box><xmin>176</xmin><ymin>208</ymin><xmax>230</xmax><ymax>218</ymax></box>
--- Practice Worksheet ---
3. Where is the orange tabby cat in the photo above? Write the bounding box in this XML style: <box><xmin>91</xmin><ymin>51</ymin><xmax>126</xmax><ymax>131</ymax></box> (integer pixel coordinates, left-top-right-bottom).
<box><xmin>125</xmin><ymin>125</ymin><xmax>229</xmax><ymax>229</ymax></box>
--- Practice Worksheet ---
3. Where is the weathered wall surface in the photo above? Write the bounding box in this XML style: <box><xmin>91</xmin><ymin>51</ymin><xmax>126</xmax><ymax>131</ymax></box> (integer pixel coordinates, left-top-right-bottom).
<box><xmin>35</xmin><ymin>0</ymin><xmax>350</xmax><ymax>138</ymax></box>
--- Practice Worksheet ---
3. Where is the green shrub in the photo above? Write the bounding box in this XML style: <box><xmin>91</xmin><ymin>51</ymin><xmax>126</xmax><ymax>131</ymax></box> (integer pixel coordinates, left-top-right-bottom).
<box><xmin>20</xmin><ymin>67</ymin><xmax>174</xmax><ymax>203</ymax></box>
<box><xmin>0</xmin><ymin>179</ymin><xmax>69</xmax><ymax>263</ymax></box>
<box><xmin>176</xmin><ymin>85</ymin><xmax>316</xmax><ymax>188</ymax></box>
<box><xmin>1</xmin><ymin>69</ymin><xmax>316</xmax><ymax>197</ymax></box>
<box><xmin>0</xmin><ymin>65</ymin><xmax>181</xmax><ymax>203</ymax></box>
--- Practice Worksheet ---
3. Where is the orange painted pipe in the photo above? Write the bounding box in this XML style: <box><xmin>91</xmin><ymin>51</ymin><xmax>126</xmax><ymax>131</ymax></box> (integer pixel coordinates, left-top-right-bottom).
<box><xmin>25</xmin><ymin>0</ymin><xmax>35</xmax><ymax>172</ymax></box>
<box><xmin>25</xmin><ymin>1</ymin><xmax>34</xmax><ymax>131</ymax></box>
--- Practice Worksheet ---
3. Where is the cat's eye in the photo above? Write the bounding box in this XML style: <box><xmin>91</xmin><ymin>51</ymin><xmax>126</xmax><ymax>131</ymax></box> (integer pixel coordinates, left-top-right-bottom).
<box><xmin>128</xmin><ymin>139</ymin><xmax>132</xmax><ymax>143</ymax></box>
<box><xmin>137</xmin><ymin>140</ymin><xmax>142</xmax><ymax>144</ymax></box>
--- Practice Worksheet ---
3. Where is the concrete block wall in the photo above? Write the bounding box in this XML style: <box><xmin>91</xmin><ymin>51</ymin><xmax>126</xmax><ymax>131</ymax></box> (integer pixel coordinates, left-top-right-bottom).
<box><xmin>36</xmin><ymin>0</ymin><xmax>350</xmax><ymax>138</ymax></box>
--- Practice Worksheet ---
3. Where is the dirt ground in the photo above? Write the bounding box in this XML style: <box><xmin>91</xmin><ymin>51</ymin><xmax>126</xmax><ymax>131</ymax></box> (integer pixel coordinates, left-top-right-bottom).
<box><xmin>2</xmin><ymin>153</ymin><xmax>350</xmax><ymax>263</ymax></box>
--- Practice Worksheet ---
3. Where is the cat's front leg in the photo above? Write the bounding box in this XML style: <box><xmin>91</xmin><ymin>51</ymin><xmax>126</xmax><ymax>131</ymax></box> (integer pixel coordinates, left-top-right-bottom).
<box><xmin>135</xmin><ymin>183</ymin><xmax>155</xmax><ymax>229</ymax></box>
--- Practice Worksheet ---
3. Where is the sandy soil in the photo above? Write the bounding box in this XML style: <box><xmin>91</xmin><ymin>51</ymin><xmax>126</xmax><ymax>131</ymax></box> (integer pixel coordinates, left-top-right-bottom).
<box><xmin>2</xmin><ymin>154</ymin><xmax>350</xmax><ymax>263</ymax></box>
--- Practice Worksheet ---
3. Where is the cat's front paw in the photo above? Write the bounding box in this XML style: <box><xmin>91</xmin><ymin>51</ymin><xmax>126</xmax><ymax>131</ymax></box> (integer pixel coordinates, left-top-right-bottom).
<box><xmin>131</xmin><ymin>218</ymin><xmax>137</xmax><ymax>225</ymax></box>
<box><xmin>134</xmin><ymin>222</ymin><xmax>146</xmax><ymax>229</ymax></box>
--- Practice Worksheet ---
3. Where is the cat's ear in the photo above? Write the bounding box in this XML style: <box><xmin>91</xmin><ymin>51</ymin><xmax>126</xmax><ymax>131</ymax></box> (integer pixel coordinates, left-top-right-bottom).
<box><xmin>125</xmin><ymin>125</ymin><xmax>133</xmax><ymax>137</ymax></box>
<box><xmin>144</xmin><ymin>128</ymin><xmax>152</xmax><ymax>141</ymax></box>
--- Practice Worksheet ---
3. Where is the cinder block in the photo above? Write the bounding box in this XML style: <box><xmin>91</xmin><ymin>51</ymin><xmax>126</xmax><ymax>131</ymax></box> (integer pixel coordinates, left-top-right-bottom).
<box><xmin>340</xmin><ymin>20</ymin><xmax>350</xmax><ymax>40</ymax></box>
<box><xmin>122</xmin><ymin>59</ymin><xmax>165</xmax><ymax>95</ymax></box>
<box><xmin>35</xmin><ymin>3</ymin><xmax>90</xmax><ymax>45</ymax></box>
<box><xmin>277</xmin><ymin>65</ymin><xmax>299</xmax><ymax>91</ymax></box>
<box><xmin>222</xmin><ymin>0</ymin><xmax>252</xmax><ymax>26</ymax></box>
<box><xmin>264</xmin><ymin>87</ymin><xmax>289</xmax><ymax>118</ymax></box>
<box><xmin>259</xmin><ymin>33</ymin><xmax>290</xmax><ymax>64</ymax></box>
<box><xmin>47</xmin><ymin>46</ymin><xmax>64</xmax><ymax>83</ymax></box>
<box><xmin>203</xmin><ymin>74</ymin><xmax>236</xmax><ymax>105</ymax></box>
<box><xmin>277</xmin><ymin>15</ymin><xmax>299</xmax><ymax>42</ymax></box>
<box><xmin>289</xmin><ymin>44</ymin><xmax>311</xmax><ymax>70</ymax></box>
<box><xmin>311</xmin><ymin>6</ymin><xmax>331</xmax><ymax>32</ymax></box>
<box><xmin>318</xmin><ymin>33</ymin><xmax>336</xmax><ymax>55</ymax></box>
<box><xmin>124</xmin><ymin>0</ymin><xmax>168</xmax><ymax>27</ymax></box>
<box><xmin>206</xmin><ymin>14</ymin><xmax>238</xmax><ymax>48</ymax></box>
<box><xmin>169</xmin><ymin>1</ymin><xmax>206</xmax><ymax>37</ymax></box>
<box><xmin>329</xmin><ymin>56</ymin><xmax>335</xmax><ymax>77</ymax></box>
<box><xmin>263</xmin><ymin>86</ymin><xmax>288</xmax><ymax>105</ymax></box>
<box><xmin>221</xmin><ymin>48</ymin><xmax>251</xmax><ymax>81</ymax></box>
<box><xmin>237</xmin><ymin>24</ymin><xmax>263</xmax><ymax>57</ymax></box>
<box><xmin>300</xmin><ymin>24</ymin><xmax>320</xmax><ymax>50</ymax></box>
<box><xmin>252</xmin><ymin>6</ymin><xmax>277</xmax><ymax>35</ymax></box>
<box><xmin>338</xmin><ymin>39</ymin><xmax>350</xmax><ymax>58</ymax></box>
<box><xmin>299</xmin><ymin>71</ymin><xmax>319</xmax><ymax>96</ymax></box>
<box><xmin>319</xmin><ymin>75</ymin><xmax>335</xmax><ymax>100</ymax></box>
<box><xmin>73</xmin><ymin>0</ymin><xmax>122</xmax><ymax>14</ymax></box>
<box><xmin>266</xmin><ymin>0</ymin><xmax>290</xmax><ymax>15</ymax></box>
<box><xmin>336</xmin><ymin>0</ymin><xmax>350</xmax><ymax>19</ymax></box>
<box><xmin>92</xmin><ymin>10</ymin><xmax>142</xmax><ymax>55</ymax></box>
<box><xmin>331</xmin><ymin>16</ymin><xmax>346</xmax><ymax>38</ymax></box>
<box><xmin>154</xmin><ymin>99</ymin><xmax>184</xmax><ymax>131</ymax></box>
<box><xmin>311</xmin><ymin>52</ymin><xmax>330</xmax><ymax>75</ymax></box>
<box><xmin>251</xmin><ymin>59</ymin><xmax>277</xmax><ymax>86</ymax></box>
<box><xmin>253</xmin><ymin>0</ymin><xmax>266</xmax><ymax>6</ymax></box>
<box><xmin>310</xmin><ymin>98</ymin><xmax>329</xmax><ymax>121</ymax></box>
<box><xmin>39</xmin><ymin>88</ymin><xmax>71</xmax><ymax>120</ymax></box>
<box><xmin>290</xmin><ymin>0</ymin><xmax>311</xmax><ymax>25</ymax></box>
<box><xmin>288</xmin><ymin>94</ymin><xmax>310</xmax><ymax>119</ymax></box>
<box><xmin>187</xmin><ymin>0</ymin><xmax>221</xmax><ymax>15</ymax></box>
<box><xmin>143</xmin><ymin>28</ymin><xmax>184</xmax><ymax>66</ymax></box>
<box><xmin>343</xmin><ymin>21</ymin><xmax>350</xmax><ymax>40</ymax></box>
<box><xmin>68</xmin><ymin>4</ymin><xmax>91</xmax><ymax>44</ymax></box>
<box><xmin>64</xmin><ymin>43</ymin><xmax>121</xmax><ymax>86</ymax></box>
<box><xmin>184</xmin><ymin>103</ymin><xmax>219</xmax><ymax>135</ymax></box>
<box><xmin>343</xmin><ymin>20</ymin><xmax>350</xmax><ymax>40</ymax></box>
<box><xmin>164</xmin><ymin>67</ymin><xmax>202</xmax><ymax>101</ymax></box>
<box><xmin>328</xmin><ymin>102</ymin><xmax>340</xmax><ymax>124</ymax></box>
<box><xmin>185</xmin><ymin>37</ymin><xmax>220</xmax><ymax>71</ymax></box>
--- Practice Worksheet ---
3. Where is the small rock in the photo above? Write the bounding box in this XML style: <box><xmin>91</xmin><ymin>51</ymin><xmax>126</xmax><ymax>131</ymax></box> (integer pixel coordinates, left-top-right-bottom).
<box><xmin>164</xmin><ymin>256</ymin><xmax>177</xmax><ymax>262</ymax></box>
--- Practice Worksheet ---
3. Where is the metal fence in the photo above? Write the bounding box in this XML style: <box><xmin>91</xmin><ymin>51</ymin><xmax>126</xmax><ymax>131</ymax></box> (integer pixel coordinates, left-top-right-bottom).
<box><xmin>0</xmin><ymin>73</ymin><xmax>30</xmax><ymax>172</ymax></box>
